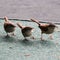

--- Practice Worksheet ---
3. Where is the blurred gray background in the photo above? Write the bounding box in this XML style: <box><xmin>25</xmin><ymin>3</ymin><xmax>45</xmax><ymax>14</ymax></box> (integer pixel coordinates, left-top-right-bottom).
<box><xmin>0</xmin><ymin>0</ymin><xmax>60</xmax><ymax>22</ymax></box>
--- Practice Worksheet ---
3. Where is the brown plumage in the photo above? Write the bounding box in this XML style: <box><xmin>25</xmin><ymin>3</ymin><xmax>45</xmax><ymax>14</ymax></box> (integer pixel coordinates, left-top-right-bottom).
<box><xmin>4</xmin><ymin>16</ymin><xmax>16</xmax><ymax>36</ymax></box>
<box><xmin>31</xmin><ymin>19</ymin><xmax>57</xmax><ymax>40</ymax></box>
<box><xmin>17</xmin><ymin>22</ymin><xmax>34</xmax><ymax>40</ymax></box>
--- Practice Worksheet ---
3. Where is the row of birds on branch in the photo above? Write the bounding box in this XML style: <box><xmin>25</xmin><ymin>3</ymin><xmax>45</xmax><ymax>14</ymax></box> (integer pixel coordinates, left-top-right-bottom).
<box><xmin>4</xmin><ymin>16</ymin><xmax>58</xmax><ymax>40</ymax></box>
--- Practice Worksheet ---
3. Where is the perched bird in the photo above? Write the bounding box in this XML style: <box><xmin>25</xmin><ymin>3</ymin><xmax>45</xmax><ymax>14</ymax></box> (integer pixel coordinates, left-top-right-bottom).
<box><xmin>17</xmin><ymin>22</ymin><xmax>34</xmax><ymax>40</ymax></box>
<box><xmin>31</xmin><ymin>19</ymin><xmax>57</xmax><ymax>40</ymax></box>
<box><xmin>4</xmin><ymin>16</ymin><xmax>16</xmax><ymax>37</ymax></box>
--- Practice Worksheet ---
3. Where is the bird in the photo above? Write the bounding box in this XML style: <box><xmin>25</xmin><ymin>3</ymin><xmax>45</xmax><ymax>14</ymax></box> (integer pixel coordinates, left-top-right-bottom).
<box><xmin>4</xmin><ymin>16</ymin><xmax>16</xmax><ymax>37</ymax></box>
<box><xmin>17</xmin><ymin>22</ymin><xmax>34</xmax><ymax>40</ymax></box>
<box><xmin>31</xmin><ymin>19</ymin><xmax>57</xmax><ymax>40</ymax></box>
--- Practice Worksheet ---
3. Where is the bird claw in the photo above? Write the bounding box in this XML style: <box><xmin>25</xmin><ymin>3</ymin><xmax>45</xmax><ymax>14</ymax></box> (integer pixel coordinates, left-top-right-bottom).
<box><xmin>30</xmin><ymin>36</ymin><xmax>35</xmax><ymax>39</ymax></box>
<box><xmin>49</xmin><ymin>35</ymin><xmax>53</xmax><ymax>40</ymax></box>
<box><xmin>11</xmin><ymin>33</ymin><xmax>15</xmax><ymax>36</ymax></box>
<box><xmin>5</xmin><ymin>34</ymin><xmax>10</xmax><ymax>38</ymax></box>
<box><xmin>40</xmin><ymin>37</ymin><xmax>45</xmax><ymax>41</ymax></box>
<box><xmin>23</xmin><ymin>39</ymin><xmax>29</xmax><ymax>41</ymax></box>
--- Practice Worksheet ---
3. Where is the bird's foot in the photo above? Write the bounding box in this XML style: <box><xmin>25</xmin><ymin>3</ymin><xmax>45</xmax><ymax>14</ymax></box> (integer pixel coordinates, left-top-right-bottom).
<box><xmin>23</xmin><ymin>39</ymin><xmax>29</xmax><ymax>41</ymax></box>
<box><xmin>5</xmin><ymin>34</ymin><xmax>10</xmax><ymax>38</ymax></box>
<box><xmin>30</xmin><ymin>36</ymin><xmax>35</xmax><ymax>39</ymax></box>
<box><xmin>49</xmin><ymin>35</ymin><xmax>53</xmax><ymax>40</ymax></box>
<box><xmin>40</xmin><ymin>37</ymin><xmax>45</xmax><ymax>41</ymax></box>
<box><xmin>11</xmin><ymin>33</ymin><xmax>15</xmax><ymax>36</ymax></box>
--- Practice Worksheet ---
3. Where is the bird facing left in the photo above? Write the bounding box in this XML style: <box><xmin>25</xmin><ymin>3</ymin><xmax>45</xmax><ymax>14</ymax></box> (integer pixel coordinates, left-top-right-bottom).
<box><xmin>17</xmin><ymin>22</ymin><xmax>34</xmax><ymax>40</ymax></box>
<box><xmin>4</xmin><ymin>16</ymin><xmax>16</xmax><ymax>37</ymax></box>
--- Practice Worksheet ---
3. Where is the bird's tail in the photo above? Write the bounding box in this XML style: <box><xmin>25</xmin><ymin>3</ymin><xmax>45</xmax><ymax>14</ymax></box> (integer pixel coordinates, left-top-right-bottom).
<box><xmin>17</xmin><ymin>22</ymin><xmax>23</xmax><ymax>29</ymax></box>
<box><xmin>30</xmin><ymin>19</ymin><xmax>40</xmax><ymax>25</ymax></box>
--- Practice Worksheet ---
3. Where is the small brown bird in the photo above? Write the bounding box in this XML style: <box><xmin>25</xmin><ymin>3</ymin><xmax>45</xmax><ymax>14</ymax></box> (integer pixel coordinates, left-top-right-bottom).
<box><xmin>31</xmin><ymin>19</ymin><xmax>57</xmax><ymax>40</ymax></box>
<box><xmin>17</xmin><ymin>22</ymin><xmax>34</xmax><ymax>40</ymax></box>
<box><xmin>4</xmin><ymin>16</ymin><xmax>16</xmax><ymax>37</ymax></box>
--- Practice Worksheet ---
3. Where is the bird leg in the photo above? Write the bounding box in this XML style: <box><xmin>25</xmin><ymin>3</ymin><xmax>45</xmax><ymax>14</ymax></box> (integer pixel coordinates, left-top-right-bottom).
<box><xmin>49</xmin><ymin>34</ymin><xmax>53</xmax><ymax>40</ymax></box>
<box><xmin>7</xmin><ymin>33</ymin><xmax>9</xmax><ymax>36</ymax></box>
<box><xmin>40</xmin><ymin>32</ymin><xmax>44</xmax><ymax>41</ymax></box>
<box><xmin>31</xmin><ymin>36</ymin><xmax>35</xmax><ymax>39</ymax></box>
<box><xmin>24</xmin><ymin>37</ymin><xmax>28</xmax><ymax>41</ymax></box>
<box><xmin>11</xmin><ymin>32</ymin><xmax>15</xmax><ymax>36</ymax></box>
<box><xmin>30</xmin><ymin>36</ymin><xmax>35</xmax><ymax>39</ymax></box>
<box><xmin>5</xmin><ymin>33</ymin><xmax>10</xmax><ymax>37</ymax></box>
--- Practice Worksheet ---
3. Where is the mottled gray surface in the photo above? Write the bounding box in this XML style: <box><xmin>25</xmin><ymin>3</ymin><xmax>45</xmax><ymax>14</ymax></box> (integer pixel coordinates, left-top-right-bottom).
<box><xmin>0</xmin><ymin>20</ymin><xmax>60</xmax><ymax>60</ymax></box>
<box><xmin>0</xmin><ymin>0</ymin><xmax>60</xmax><ymax>22</ymax></box>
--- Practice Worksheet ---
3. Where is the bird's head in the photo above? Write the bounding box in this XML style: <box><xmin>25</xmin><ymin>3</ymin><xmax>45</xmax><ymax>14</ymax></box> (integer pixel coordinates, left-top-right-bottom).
<box><xmin>17</xmin><ymin>22</ymin><xmax>25</xmax><ymax>29</ymax></box>
<box><xmin>30</xmin><ymin>19</ymin><xmax>40</xmax><ymax>25</ymax></box>
<box><xmin>4</xmin><ymin>16</ymin><xmax>9</xmax><ymax>22</ymax></box>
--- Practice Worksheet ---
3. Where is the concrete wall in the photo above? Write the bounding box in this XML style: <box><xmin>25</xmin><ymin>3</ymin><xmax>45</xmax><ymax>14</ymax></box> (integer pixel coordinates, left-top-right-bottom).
<box><xmin>0</xmin><ymin>0</ymin><xmax>60</xmax><ymax>22</ymax></box>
